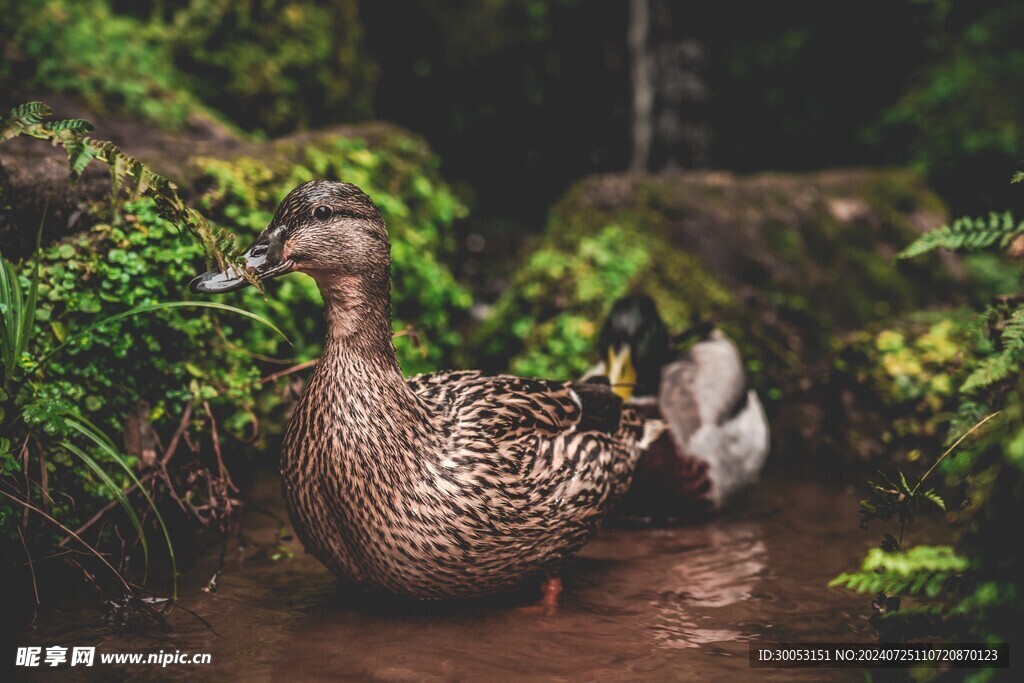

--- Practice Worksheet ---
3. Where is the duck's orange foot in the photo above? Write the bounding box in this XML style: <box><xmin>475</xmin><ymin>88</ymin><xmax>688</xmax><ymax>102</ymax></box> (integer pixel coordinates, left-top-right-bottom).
<box><xmin>519</xmin><ymin>576</ymin><xmax>562</xmax><ymax>615</ymax></box>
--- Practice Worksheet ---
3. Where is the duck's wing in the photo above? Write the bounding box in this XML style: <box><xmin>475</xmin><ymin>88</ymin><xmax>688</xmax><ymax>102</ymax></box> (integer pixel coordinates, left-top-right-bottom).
<box><xmin>660</xmin><ymin>331</ymin><xmax>769</xmax><ymax>507</ymax></box>
<box><xmin>408</xmin><ymin>370</ymin><xmax>643</xmax><ymax>537</ymax></box>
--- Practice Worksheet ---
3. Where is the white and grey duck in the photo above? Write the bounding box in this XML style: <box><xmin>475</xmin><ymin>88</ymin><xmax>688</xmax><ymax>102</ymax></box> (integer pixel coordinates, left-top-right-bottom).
<box><xmin>191</xmin><ymin>181</ymin><xmax>654</xmax><ymax>603</ymax></box>
<box><xmin>588</xmin><ymin>295</ymin><xmax>770</xmax><ymax>522</ymax></box>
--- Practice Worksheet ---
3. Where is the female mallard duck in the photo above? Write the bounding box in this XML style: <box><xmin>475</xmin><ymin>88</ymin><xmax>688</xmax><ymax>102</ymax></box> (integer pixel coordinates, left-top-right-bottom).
<box><xmin>191</xmin><ymin>181</ymin><xmax>649</xmax><ymax>602</ymax></box>
<box><xmin>589</xmin><ymin>295</ymin><xmax>769</xmax><ymax>521</ymax></box>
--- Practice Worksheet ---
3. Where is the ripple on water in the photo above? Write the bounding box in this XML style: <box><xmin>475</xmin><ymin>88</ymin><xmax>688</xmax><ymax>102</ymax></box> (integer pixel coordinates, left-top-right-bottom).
<box><xmin>19</xmin><ymin>472</ymin><xmax>891</xmax><ymax>682</ymax></box>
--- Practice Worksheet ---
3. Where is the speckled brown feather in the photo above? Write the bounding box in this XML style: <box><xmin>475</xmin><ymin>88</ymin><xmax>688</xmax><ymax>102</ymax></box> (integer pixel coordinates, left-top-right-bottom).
<box><xmin>282</xmin><ymin>363</ymin><xmax>643</xmax><ymax>598</ymax></box>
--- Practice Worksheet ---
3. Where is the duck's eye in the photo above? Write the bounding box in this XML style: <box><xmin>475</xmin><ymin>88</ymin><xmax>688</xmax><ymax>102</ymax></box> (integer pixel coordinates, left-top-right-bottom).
<box><xmin>313</xmin><ymin>205</ymin><xmax>333</xmax><ymax>221</ymax></box>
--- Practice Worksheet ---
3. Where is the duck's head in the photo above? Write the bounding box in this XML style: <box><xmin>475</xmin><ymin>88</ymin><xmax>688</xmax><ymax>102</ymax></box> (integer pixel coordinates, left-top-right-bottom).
<box><xmin>598</xmin><ymin>295</ymin><xmax>671</xmax><ymax>401</ymax></box>
<box><xmin>190</xmin><ymin>180</ymin><xmax>389</xmax><ymax>294</ymax></box>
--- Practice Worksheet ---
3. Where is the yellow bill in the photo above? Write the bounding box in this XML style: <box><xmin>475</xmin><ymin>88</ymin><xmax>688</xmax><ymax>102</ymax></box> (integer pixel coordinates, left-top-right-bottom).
<box><xmin>607</xmin><ymin>345</ymin><xmax>637</xmax><ymax>401</ymax></box>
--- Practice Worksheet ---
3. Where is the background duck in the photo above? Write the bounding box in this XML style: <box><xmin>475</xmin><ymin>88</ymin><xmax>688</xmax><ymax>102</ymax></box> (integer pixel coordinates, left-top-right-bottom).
<box><xmin>587</xmin><ymin>295</ymin><xmax>769</xmax><ymax>522</ymax></box>
<box><xmin>191</xmin><ymin>180</ymin><xmax>651</xmax><ymax>603</ymax></box>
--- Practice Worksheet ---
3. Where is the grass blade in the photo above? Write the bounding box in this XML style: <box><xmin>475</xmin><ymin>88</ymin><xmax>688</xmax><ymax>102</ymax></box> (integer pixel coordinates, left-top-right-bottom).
<box><xmin>65</xmin><ymin>416</ymin><xmax>179</xmax><ymax>599</ymax></box>
<box><xmin>0</xmin><ymin>253</ymin><xmax>25</xmax><ymax>386</ymax></box>
<box><xmin>60</xmin><ymin>440</ymin><xmax>150</xmax><ymax>581</ymax></box>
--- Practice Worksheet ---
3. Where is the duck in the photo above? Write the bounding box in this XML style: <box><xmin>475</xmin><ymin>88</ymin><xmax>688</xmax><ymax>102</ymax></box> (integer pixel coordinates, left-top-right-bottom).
<box><xmin>191</xmin><ymin>180</ymin><xmax>652</xmax><ymax>603</ymax></box>
<box><xmin>587</xmin><ymin>295</ymin><xmax>769</xmax><ymax>522</ymax></box>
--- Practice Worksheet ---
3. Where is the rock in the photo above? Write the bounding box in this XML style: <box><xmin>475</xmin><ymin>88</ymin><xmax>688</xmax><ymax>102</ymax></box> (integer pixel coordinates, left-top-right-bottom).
<box><xmin>0</xmin><ymin>93</ymin><xmax>430</xmax><ymax>258</ymax></box>
<box><xmin>475</xmin><ymin>168</ymin><xmax>965</xmax><ymax>469</ymax></box>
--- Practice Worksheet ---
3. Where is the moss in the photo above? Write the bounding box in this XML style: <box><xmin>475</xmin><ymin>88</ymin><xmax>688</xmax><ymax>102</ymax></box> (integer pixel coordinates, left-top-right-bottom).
<box><xmin>548</xmin><ymin>168</ymin><xmax>957</xmax><ymax>358</ymax></box>
<box><xmin>469</xmin><ymin>224</ymin><xmax>733</xmax><ymax>379</ymax></box>
<box><xmin>829</xmin><ymin>310</ymin><xmax>980</xmax><ymax>467</ymax></box>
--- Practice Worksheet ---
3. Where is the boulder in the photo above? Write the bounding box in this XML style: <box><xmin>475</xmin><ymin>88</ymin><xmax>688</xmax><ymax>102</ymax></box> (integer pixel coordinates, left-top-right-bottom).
<box><xmin>473</xmin><ymin>168</ymin><xmax>964</xmax><ymax>468</ymax></box>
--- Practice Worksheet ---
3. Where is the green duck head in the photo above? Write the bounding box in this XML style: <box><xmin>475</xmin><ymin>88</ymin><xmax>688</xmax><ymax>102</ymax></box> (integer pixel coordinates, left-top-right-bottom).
<box><xmin>598</xmin><ymin>295</ymin><xmax>671</xmax><ymax>401</ymax></box>
<box><xmin>190</xmin><ymin>180</ymin><xmax>389</xmax><ymax>294</ymax></box>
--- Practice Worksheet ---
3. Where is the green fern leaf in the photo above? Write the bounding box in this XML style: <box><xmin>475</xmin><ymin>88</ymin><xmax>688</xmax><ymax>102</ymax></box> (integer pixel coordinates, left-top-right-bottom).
<box><xmin>1000</xmin><ymin>309</ymin><xmax>1024</xmax><ymax>351</ymax></box>
<box><xmin>898</xmin><ymin>212</ymin><xmax>1023</xmax><ymax>258</ymax></box>
<box><xmin>5</xmin><ymin>101</ymin><xmax>52</xmax><ymax>126</ymax></box>
<box><xmin>66</xmin><ymin>140</ymin><xmax>95</xmax><ymax>180</ymax></box>
<box><xmin>44</xmin><ymin>118</ymin><xmax>94</xmax><ymax>134</ymax></box>
<box><xmin>1</xmin><ymin>102</ymin><xmax>53</xmax><ymax>141</ymax></box>
<box><xmin>921</xmin><ymin>489</ymin><xmax>946</xmax><ymax>511</ymax></box>
<box><xmin>960</xmin><ymin>352</ymin><xmax>1018</xmax><ymax>394</ymax></box>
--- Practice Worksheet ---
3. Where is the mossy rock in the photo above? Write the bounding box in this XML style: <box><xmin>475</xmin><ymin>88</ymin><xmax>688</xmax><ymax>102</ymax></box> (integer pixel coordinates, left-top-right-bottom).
<box><xmin>548</xmin><ymin>168</ymin><xmax>955</xmax><ymax>339</ymax></box>
<box><xmin>474</xmin><ymin>167</ymin><xmax>963</xmax><ymax>466</ymax></box>
<box><xmin>468</xmin><ymin>224</ymin><xmax>733</xmax><ymax>379</ymax></box>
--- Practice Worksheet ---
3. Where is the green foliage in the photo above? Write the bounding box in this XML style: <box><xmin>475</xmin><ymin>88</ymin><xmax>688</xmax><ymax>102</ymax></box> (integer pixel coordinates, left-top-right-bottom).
<box><xmin>0</xmin><ymin>0</ymin><xmax>375</xmax><ymax>135</ymax></box>
<box><xmin>167</xmin><ymin>0</ymin><xmax>376</xmax><ymax>134</ymax></box>
<box><xmin>834</xmin><ymin>168</ymin><xmax>1024</xmax><ymax>651</ymax></box>
<box><xmin>0</xmin><ymin>104</ymin><xmax>289</xmax><ymax>599</ymax></box>
<box><xmin>898</xmin><ymin>212</ymin><xmax>1024</xmax><ymax>260</ymax></box>
<box><xmin>959</xmin><ymin>308</ymin><xmax>1024</xmax><ymax>396</ymax></box>
<box><xmin>192</xmin><ymin>129</ymin><xmax>472</xmax><ymax>376</ymax></box>
<box><xmin>869</xmin><ymin>1</ymin><xmax>1024</xmax><ymax>207</ymax></box>
<box><xmin>472</xmin><ymin>225</ymin><xmax>732</xmax><ymax>379</ymax></box>
<box><xmin>831</xmin><ymin>313</ymin><xmax>982</xmax><ymax>467</ymax></box>
<box><xmin>1</xmin><ymin>103</ymin><xmax>237</xmax><ymax>269</ymax></box>
<box><xmin>831</xmin><ymin>546</ymin><xmax>967</xmax><ymax>598</ymax></box>
<box><xmin>0</xmin><ymin>233</ymin><xmax>40</xmax><ymax>399</ymax></box>
<box><xmin>858</xmin><ymin>470</ymin><xmax>947</xmax><ymax>530</ymax></box>
<box><xmin>1</xmin><ymin>233</ymin><xmax>282</xmax><ymax>591</ymax></box>
<box><xmin>2</xmin><ymin>0</ymin><xmax>212</xmax><ymax>129</ymax></box>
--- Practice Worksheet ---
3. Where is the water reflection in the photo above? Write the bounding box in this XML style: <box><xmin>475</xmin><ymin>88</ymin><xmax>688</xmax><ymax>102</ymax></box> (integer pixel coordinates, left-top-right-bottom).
<box><xmin>19</xmin><ymin>473</ymin><xmax>881</xmax><ymax>681</ymax></box>
<box><xmin>647</xmin><ymin>525</ymin><xmax>766</xmax><ymax>648</ymax></box>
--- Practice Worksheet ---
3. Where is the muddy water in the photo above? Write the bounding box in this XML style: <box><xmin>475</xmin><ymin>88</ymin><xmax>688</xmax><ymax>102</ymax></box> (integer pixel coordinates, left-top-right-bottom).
<box><xmin>19</xmin><ymin>473</ymin><xmax>894</xmax><ymax>681</ymax></box>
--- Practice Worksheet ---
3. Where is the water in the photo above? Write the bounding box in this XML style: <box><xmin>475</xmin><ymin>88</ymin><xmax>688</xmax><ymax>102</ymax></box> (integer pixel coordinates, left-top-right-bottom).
<box><xmin>17</xmin><ymin>472</ymin><xmax>897</xmax><ymax>681</ymax></box>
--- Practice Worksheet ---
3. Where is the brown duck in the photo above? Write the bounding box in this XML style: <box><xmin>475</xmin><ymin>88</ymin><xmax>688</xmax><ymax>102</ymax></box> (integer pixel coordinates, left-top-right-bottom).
<box><xmin>191</xmin><ymin>181</ymin><xmax>652</xmax><ymax>602</ymax></box>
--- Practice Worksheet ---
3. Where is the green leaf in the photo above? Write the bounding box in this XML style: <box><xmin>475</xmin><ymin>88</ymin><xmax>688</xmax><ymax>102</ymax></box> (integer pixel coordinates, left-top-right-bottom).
<box><xmin>32</xmin><ymin>300</ymin><xmax>290</xmax><ymax>378</ymax></box>
<box><xmin>921</xmin><ymin>489</ymin><xmax>946</xmax><ymax>512</ymax></box>
<box><xmin>65</xmin><ymin>416</ymin><xmax>178</xmax><ymax>599</ymax></box>
<box><xmin>60</xmin><ymin>439</ymin><xmax>151</xmax><ymax>581</ymax></box>
<box><xmin>899</xmin><ymin>212</ymin><xmax>1024</xmax><ymax>259</ymax></box>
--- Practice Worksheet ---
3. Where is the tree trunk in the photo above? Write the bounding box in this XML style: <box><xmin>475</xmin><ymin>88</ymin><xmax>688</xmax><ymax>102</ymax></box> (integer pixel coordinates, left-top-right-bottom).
<box><xmin>628</xmin><ymin>0</ymin><xmax>653</xmax><ymax>174</ymax></box>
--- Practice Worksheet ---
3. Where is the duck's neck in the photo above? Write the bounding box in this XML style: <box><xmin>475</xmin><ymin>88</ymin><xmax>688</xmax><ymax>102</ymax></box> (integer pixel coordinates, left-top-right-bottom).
<box><xmin>313</xmin><ymin>273</ymin><xmax>432</xmax><ymax>426</ymax></box>
<box><xmin>319</xmin><ymin>275</ymin><xmax>400</xmax><ymax>370</ymax></box>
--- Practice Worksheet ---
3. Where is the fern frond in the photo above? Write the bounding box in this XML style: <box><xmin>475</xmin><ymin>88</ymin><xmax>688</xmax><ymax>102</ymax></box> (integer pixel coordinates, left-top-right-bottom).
<box><xmin>865</xmin><ymin>545</ymin><xmax>968</xmax><ymax>574</ymax></box>
<box><xmin>960</xmin><ymin>351</ymin><xmax>1019</xmax><ymax>395</ymax></box>
<box><xmin>0</xmin><ymin>101</ymin><xmax>237</xmax><ymax>269</ymax></box>
<box><xmin>43</xmin><ymin>118</ymin><xmax>94</xmax><ymax>134</ymax></box>
<box><xmin>66</xmin><ymin>139</ymin><xmax>96</xmax><ymax>180</ymax></box>
<box><xmin>0</xmin><ymin>102</ymin><xmax>54</xmax><ymax>141</ymax></box>
<box><xmin>898</xmin><ymin>212</ymin><xmax>1023</xmax><ymax>259</ymax></box>
<box><xmin>8</xmin><ymin>101</ymin><xmax>51</xmax><ymax>121</ymax></box>
<box><xmin>1000</xmin><ymin>308</ymin><xmax>1024</xmax><ymax>350</ymax></box>
<box><xmin>831</xmin><ymin>569</ymin><xmax>954</xmax><ymax>598</ymax></box>
<box><xmin>921</xmin><ymin>489</ymin><xmax>946</xmax><ymax>511</ymax></box>
<box><xmin>946</xmin><ymin>400</ymin><xmax>988</xmax><ymax>446</ymax></box>
<box><xmin>831</xmin><ymin>546</ymin><xmax>967</xmax><ymax>598</ymax></box>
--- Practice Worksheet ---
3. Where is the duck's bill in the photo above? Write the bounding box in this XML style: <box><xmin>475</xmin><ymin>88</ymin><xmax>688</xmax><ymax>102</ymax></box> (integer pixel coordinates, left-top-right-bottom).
<box><xmin>607</xmin><ymin>345</ymin><xmax>637</xmax><ymax>402</ymax></box>
<box><xmin>189</xmin><ymin>238</ymin><xmax>295</xmax><ymax>294</ymax></box>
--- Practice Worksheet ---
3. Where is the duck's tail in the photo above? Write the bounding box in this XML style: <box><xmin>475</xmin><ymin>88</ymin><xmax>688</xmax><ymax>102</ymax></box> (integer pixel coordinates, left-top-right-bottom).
<box><xmin>639</xmin><ymin>419</ymin><xmax>669</xmax><ymax>450</ymax></box>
